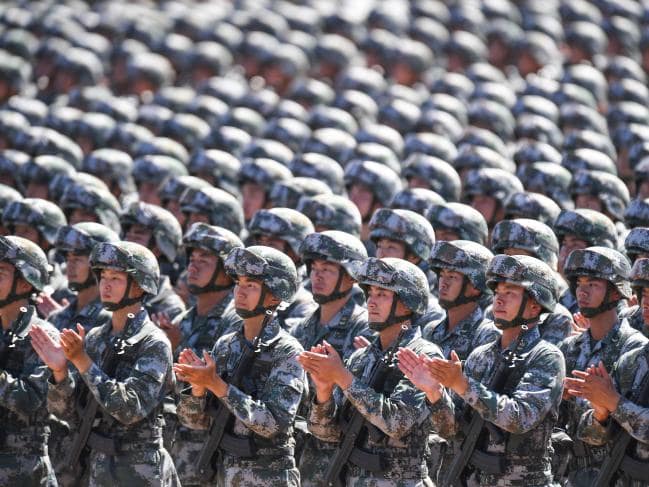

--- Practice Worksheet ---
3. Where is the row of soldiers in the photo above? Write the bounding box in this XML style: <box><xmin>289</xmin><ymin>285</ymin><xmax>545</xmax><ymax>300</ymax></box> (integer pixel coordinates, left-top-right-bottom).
<box><xmin>1</xmin><ymin>203</ymin><xmax>649</xmax><ymax>486</ymax></box>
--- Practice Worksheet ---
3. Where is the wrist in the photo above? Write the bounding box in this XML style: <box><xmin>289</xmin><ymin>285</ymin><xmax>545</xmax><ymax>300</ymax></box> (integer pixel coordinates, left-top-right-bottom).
<box><xmin>191</xmin><ymin>385</ymin><xmax>206</xmax><ymax>397</ymax></box>
<box><xmin>452</xmin><ymin>375</ymin><xmax>469</xmax><ymax>396</ymax></box>
<box><xmin>594</xmin><ymin>408</ymin><xmax>610</xmax><ymax>424</ymax></box>
<box><xmin>335</xmin><ymin>368</ymin><xmax>354</xmax><ymax>390</ymax></box>
<box><xmin>425</xmin><ymin>385</ymin><xmax>443</xmax><ymax>404</ymax></box>
<box><xmin>52</xmin><ymin>367</ymin><xmax>68</xmax><ymax>384</ymax></box>
<box><xmin>73</xmin><ymin>354</ymin><xmax>92</xmax><ymax>375</ymax></box>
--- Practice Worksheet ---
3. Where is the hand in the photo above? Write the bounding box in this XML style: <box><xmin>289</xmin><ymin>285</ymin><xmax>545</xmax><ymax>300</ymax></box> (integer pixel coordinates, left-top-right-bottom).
<box><xmin>397</xmin><ymin>347</ymin><xmax>443</xmax><ymax>403</ymax></box>
<box><xmin>35</xmin><ymin>293</ymin><xmax>67</xmax><ymax>319</ymax></box>
<box><xmin>153</xmin><ymin>312</ymin><xmax>182</xmax><ymax>350</ymax></box>
<box><xmin>60</xmin><ymin>324</ymin><xmax>92</xmax><ymax>373</ymax></box>
<box><xmin>572</xmin><ymin>313</ymin><xmax>590</xmax><ymax>335</ymax></box>
<box><xmin>299</xmin><ymin>341</ymin><xmax>353</xmax><ymax>390</ymax></box>
<box><xmin>353</xmin><ymin>335</ymin><xmax>371</xmax><ymax>350</ymax></box>
<box><xmin>426</xmin><ymin>350</ymin><xmax>469</xmax><ymax>395</ymax></box>
<box><xmin>173</xmin><ymin>350</ymin><xmax>226</xmax><ymax>397</ymax></box>
<box><xmin>564</xmin><ymin>362</ymin><xmax>620</xmax><ymax>413</ymax></box>
<box><xmin>29</xmin><ymin>325</ymin><xmax>68</xmax><ymax>382</ymax></box>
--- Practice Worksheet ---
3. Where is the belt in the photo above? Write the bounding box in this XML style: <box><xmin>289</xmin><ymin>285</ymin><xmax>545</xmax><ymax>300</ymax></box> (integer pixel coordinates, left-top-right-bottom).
<box><xmin>87</xmin><ymin>431</ymin><xmax>163</xmax><ymax>455</ymax></box>
<box><xmin>347</xmin><ymin>452</ymin><xmax>427</xmax><ymax>480</ymax></box>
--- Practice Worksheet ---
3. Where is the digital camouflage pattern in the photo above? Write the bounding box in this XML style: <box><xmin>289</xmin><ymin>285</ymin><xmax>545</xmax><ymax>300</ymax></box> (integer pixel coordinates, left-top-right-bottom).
<box><xmin>47</xmin><ymin>308</ymin><xmax>179</xmax><ymax>486</ymax></box>
<box><xmin>0</xmin><ymin>184</ymin><xmax>22</xmax><ymax>222</ymax></box>
<box><xmin>447</xmin><ymin>325</ymin><xmax>565</xmax><ymax>486</ymax></box>
<box><xmin>402</xmin><ymin>153</ymin><xmax>462</xmax><ymax>201</ymax></box>
<box><xmin>49</xmin><ymin>296</ymin><xmax>110</xmax><ymax>332</ymax></box>
<box><xmin>554</xmin><ymin>209</ymin><xmax>618</xmax><ymax>249</ymax></box>
<box><xmin>238</xmin><ymin>158</ymin><xmax>293</xmax><ymax>193</ymax></box>
<box><xmin>55</xmin><ymin>222</ymin><xmax>119</xmax><ymax>255</ymax></box>
<box><xmin>307</xmin><ymin>326</ymin><xmax>455</xmax><ymax>486</ymax></box>
<box><xmin>187</xmin><ymin>149</ymin><xmax>241</xmax><ymax>197</ymax></box>
<box><xmin>462</xmin><ymin>168</ymin><xmax>524</xmax><ymax>206</ymax></box>
<box><xmin>2</xmin><ymin>198</ymin><xmax>67</xmax><ymax>245</ymax></box>
<box><xmin>491</xmin><ymin>218</ymin><xmax>560</xmax><ymax>270</ymax></box>
<box><xmin>247</xmin><ymin>208</ymin><xmax>315</xmax><ymax>256</ymax></box>
<box><xmin>563</xmin><ymin>246</ymin><xmax>633</xmax><ymax>299</ymax></box>
<box><xmin>559</xmin><ymin>320</ymin><xmax>647</xmax><ymax>486</ymax></box>
<box><xmin>299</xmin><ymin>230</ymin><xmax>368</xmax><ymax>277</ymax></box>
<box><xmin>570</xmin><ymin>170</ymin><xmax>630</xmax><ymax>222</ymax></box>
<box><xmin>389</xmin><ymin>188</ymin><xmax>445</xmax><ymax>216</ymax></box>
<box><xmin>0</xmin><ymin>235</ymin><xmax>52</xmax><ymax>291</ymax></box>
<box><xmin>176</xmin><ymin>318</ymin><xmax>306</xmax><ymax>487</ymax></box>
<box><xmin>179</xmin><ymin>186</ymin><xmax>245</xmax><ymax>237</ymax></box>
<box><xmin>625</xmin><ymin>227</ymin><xmax>649</xmax><ymax>259</ymax></box>
<box><xmin>577</xmin><ymin>343</ymin><xmax>649</xmax><ymax>487</ymax></box>
<box><xmin>0</xmin><ymin>305</ymin><xmax>58</xmax><ymax>486</ymax></box>
<box><xmin>132</xmin><ymin>154</ymin><xmax>187</xmax><ymax>186</ymax></box>
<box><xmin>344</xmin><ymin>159</ymin><xmax>402</xmax><ymax>206</ymax></box>
<box><xmin>296</xmin><ymin>194</ymin><xmax>362</xmax><ymax>238</ymax></box>
<box><xmin>503</xmin><ymin>191</ymin><xmax>562</xmax><ymax>227</ymax></box>
<box><xmin>144</xmin><ymin>275</ymin><xmax>186</xmax><ymax>321</ymax></box>
<box><xmin>158</xmin><ymin>175</ymin><xmax>211</xmax><ymax>204</ymax></box>
<box><xmin>631</xmin><ymin>258</ymin><xmax>649</xmax><ymax>337</ymax></box>
<box><xmin>369</xmin><ymin>208</ymin><xmax>436</xmax><ymax>262</ymax></box>
<box><xmin>59</xmin><ymin>183</ymin><xmax>122</xmax><ymax>233</ymax></box>
<box><xmin>624</xmin><ymin>198</ymin><xmax>649</xmax><ymax>229</ymax></box>
<box><xmin>183</xmin><ymin>222</ymin><xmax>243</xmax><ymax>258</ymax></box>
<box><xmin>516</xmin><ymin>162</ymin><xmax>574</xmax><ymax>210</ymax></box>
<box><xmin>425</xmin><ymin>202</ymin><xmax>489</xmax><ymax>245</ymax></box>
<box><xmin>429</xmin><ymin>240</ymin><xmax>494</xmax><ymax>292</ymax></box>
<box><xmin>269</xmin><ymin>177</ymin><xmax>332</xmax><ymax>210</ymax></box>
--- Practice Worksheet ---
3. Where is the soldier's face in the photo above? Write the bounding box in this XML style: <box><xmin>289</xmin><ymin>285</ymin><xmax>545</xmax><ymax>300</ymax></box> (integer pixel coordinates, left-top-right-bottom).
<box><xmin>438</xmin><ymin>269</ymin><xmax>466</xmax><ymax>302</ymax></box>
<box><xmin>559</xmin><ymin>235</ymin><xmax>589</xmax><ymax>275</ymax></box>
<box><xmin>366</xmin><ymin>285</ymin><xmax>409</xmax><ymax>323</ymax></box>
<box><xmin>65</xmin><ymin>252</ymin><xmax>91</xmax><ymax>285</ymax></box>
<box><xmin>13</xmin><ymin>224</ymin><xmax>41</xmax><ymax>245</ymax></box>
<box><xmin>125</xmin><ymin>224</ymin><xmax>153</xmax><ymax>248</ymax></box>
<box><xmin>186</xmin><ymin>212</ymin><xmax>210</xmax><ymax>228</ymax></box>
<box><xmin>99</xmin><ymin>269</ymin><xmax>129</xmax><ymax>303</ymax></box>
<box><xmin>138</xmin><ymin>182</ymin><xmax>162</xmax><ymax>206</ymax></box>
<box><xmin>163</xmin><ymin>200</ymin><xmax>184</xmax><ymax>228</ymax></box>
<box><xmin>502</xmin><ymin>248</ymin><xmax>533</xmax><ymax>258</ymax></box>
<box><xmin>375</xmin><ymin>238</ymin><xmax>406</xmax><ymax>259</ymax></box>
<box><xmin>641</xmin><ymin>288</ymin><xmax>649</xmax><ymax>325</ymax></box>
<box><xmin>470</xmin><ymin>195</ymin><xmax>500</xmax><ymax>225</ymax></box>
<box><xmin>575</xmin><ymin>276</ymin><xmax>610</xmax><ymax>310</ymax></box>
<box><xmin>242</xmin><ymin>183</ymin><xmax>267</xmax><ymax>221</ymax></box>
<box><xmin>493</xmin><ymin>282</ymin><xmax>526</xmax><ymax>321</ymax></box>
<box><xmin>234</xmin><ymin>276</ymin><xmax>277</xmax><ymax>310</ymax></box>
<box><xmin>435</xmin><ymin>228</ymin><xmax>461</xmax><ymax>242</ymax></box>
<box><xmin>187</xmin><ymin>248</ymin><xmax>218</xmax><ymax>287</ymax></box>
<box><xmin>0</xmin><ymin>262</ymin><xmax>16</xmax><ymax>302</ymax></box>
<box><xmin>407</xmin><ymin>176</ymin><xmax>431</xmax><ymax>190</ymax></box>
<box><xmin>349</xmin><ymin>184</ymin><xmax>376</xmax><ymax>220</ymax></box>
<box><xmin>25</xmin><ymin>182</ymin><xmax>50</xmax><ymax>199</ymax></box>
<box><xmin>575</xmin><ymin>194</ymin><xmax>603</xmax><ymax>213</ymax></box>
<box><xmin>68</xmin><ymin>208</ymin><xmax>99</xmax><ymax>225</ymax></box>
<box><xmin>310</xmin><ymin>260</ymin><xmax>351</xmax><ymax>296</ymax></box>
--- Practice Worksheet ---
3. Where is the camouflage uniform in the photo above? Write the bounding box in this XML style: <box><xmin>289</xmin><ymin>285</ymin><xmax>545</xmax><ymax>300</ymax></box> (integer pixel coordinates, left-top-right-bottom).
<box><xmin>47</xmin><ymin>241</ymin><xmax>179</xmax><ymax>486</ymax></box>
<box><xmin>145</xmin><ymin>274</ymin><xmax>186</xmax><ymax>321</ymax></box>
<box><xmin>442</xmin><ymin>255</ymin><xmax>565</xmax><ymax>486</ymax></box>
<box><xmin>630</xmin><ymin>259</ymin><xmax>649</xmax><ymax>337</ymax></box>
<box><xmin>177</xmin><ymin>246</ymin><xmax>306</xmax><ymax>487</ymax></box>
<box><xmin>308</xmin><ymin>258</ymin><xmax>455</xmax><ymax>486</ymax></box>
<box><xmin>560</xmin><ymin>247</ymin><xmax>648</xmax><ymax>486</ymax></box>
<box><xmin>576</xmin><ymin>343</ymin><xmax>649</xmax><ymax>487</ymax></box>
<box><xmin>0</xmin><ymin>236</ymin><xmax>58</xmax><ymax>486</ymax></box>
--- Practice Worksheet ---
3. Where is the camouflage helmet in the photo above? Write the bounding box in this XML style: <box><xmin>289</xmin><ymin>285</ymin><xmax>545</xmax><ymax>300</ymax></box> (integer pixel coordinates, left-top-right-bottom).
<box><xmin>570</xmin><ymin>170</ymin><xmax>630</xmax><ymax>221</ymax></box>
<box><xmin>0</xmin><ymin>235</ymin><xmax>51</xmax><ymax>294</ymax></box>
<box><xmin>224</xmin><ymin>245</ymin><xmax>298</xmax><ymax>303</ymax></box>
<box><xmin>352</xmin><ymin>257</ymin><xmax>429</xmax><ymax>316</ymax></box>
<box><xmin>158</xmin><ymin>175</ymin><xmax>211</xmax><ymax>204</ymax></box>
<box><xmin>132</xmin><ymin>155</ymin><xmax>188</xmax><ymax>187</ymax></box>
<box><xmin>296</xmin><ymin>194</ymin><xmax>362</xmax><ymax>237</ymax></box>
<box><xmin>120</xmin><ymin>201</ymin><xmax>182</xmax><ymax>262</ymax></box>
<box><xmin>430</xmin><ymin>239</ymin><xmax>494</xmax><ymax>293</ymax></box>
<box><xmin>625</xmin><ymin>198</ymin><xmax>649</xmax><ymax>229</ymax></box>
<box><xmin>82</xmin><ymin>148</ymin><xmax>135</xmax><ymax>195</ymax></box>
<box><xmin>179</xmin><ymin>187</ymin><xmax>244</xmax><ymax>237</ymax></box>
<box><xmin>300</xmin><ymin>230</ymin><xmax>368</xmax><ymax>277</ymax></box>
<box><xmin>504</xmin><ymin>192</ymin><xmax>561</xmax><ymax>227</ymax></box>
<box><xmin>2</xmin><ymin>198</ymin><xmax>67</xmax><ymax>245</ymax></box>
<box><xmin>630</xmin><ymin>258</ymin><xmax>649</xmax><ymax>292</ymax></box>
<box><xmin>90</xmin><ymin>240</ymin><xmax>160</xmax><ymax>298</ymax></box>
<box><xmin>462</xmin><ymin>168</ymin><xmax>524</xmax><ymax>206</ymax></box>
<box><xmin>486</xmin><ymin>254</ymin><xmax>557</xmax><ymax>315</ymax></box>
<box><xmin>563</xmin><ymin>246</ymin><xmax>632</xmax><ymax>300</ymax></box>
<box><xmin>60</xmin><ymin>183</ymin><xmax>122</xmax><ymax>233</ymax></box>
<box><xmin>269</xmin><ymin>177</ymin><xmax>332</xmax><ymax>209</ymax></box>
<box><xmin>516</xmin><ymin>162</ymin><xmax>573</xmax><ymax>210</ymax></box>
<box><xmin>554</xmin><ymin>209</ymin><xmax>618</xmax><ymax>249</ymax></box>
<box><xmin>289</xmin><ymin>152</ymin><xmax>345</xmax><ymax>195</ymax></box>
<box><xmin>187</xmin><ymin>149</ymin><xmax>241</xmax><ymax>197</ymax></box>
<box><xmin>369</xmin><ymin>208</ymin><xmax>436</xmax><ymax>261</ymax></box>
<box><xmin>19</xmin><ymin>154</ymin><xmax>75</xmax><ymax>187</ymax></box>
<box><xmin>344</xmin><ymin>160</ymin><xmax>402</xmax><ymax>206</ymax></box>
<box><xmin>238</xmin><ymin>158</ymin><xmax>293</xmax><ymax>194</ymax></box>
<box><xmin>491</xmin><ymin>218</ymin><xmax>560</xmax><ymax>270</ymax></box>
<box><xmin>55</xmin><ymin>222</ymin><xmax>119</xmax><ymax>254</ymax></box>
<box><xmin>401</xmin><ymin>154</ymin><xmax>461</xmax><ymax>201</ymax></box>
<box><xmin>183</xmin><ymin>222</ymin><xmax>244</xmax><ymax>259</ymax></box>
<box><xmin>624</xmin><ymin>228</ymin><xmax>649</xmax><ymax>260</ymax></box>
<box><xmin>426</xmin><ymin>202</ymin><xmax>489</xmax><ymax>245</ymax></box>
<box><xmin>0</xmin><ymin>184</ymin><xmax>22</xmax><ymax>221</ymax></box>
<box><xmin>247</xmin><ymin>208</ymin><xmax>315</xmax><ymax>255</ymax></box>
<box><xmin>390</xmin><ymin>188</ymin><xmax>445</xmax><ymax>216</ymax></box>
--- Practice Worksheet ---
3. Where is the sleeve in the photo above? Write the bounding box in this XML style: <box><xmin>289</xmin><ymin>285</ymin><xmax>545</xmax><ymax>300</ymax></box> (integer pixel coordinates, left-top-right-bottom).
<box><xmin>218</xmin><ymin>347</ymin><xmax>306</xmax><ymax>439</ymax></box>
<box><xmin>0</xmin><ymin>347</ymin><xmax>50</xmax><ymax>418</ymax></box>
<box><xmin>307</xmin><ymin>397</ymin><xmax>342</xmax><ymax>443</ymax></box>
<box><xmin>460</xmin><ymin>347</ymin><xmax>566</xmax><ymax>435</ymax></box>
<box><xmin>79</xmin><ymin>335</ymin><xmax>172</xmax><ymax>425</ymax></box>
<box><xmin>610</xmin><ymin>396</ymin><xmax>649</xmax><ymax>444</ymax></box>
<box><xmin>46</xmin><ymin>369</ymin><xmax>77</xmax><ymax>421</ymax></box>
<box><xmin>576</xmin><ymin>409</ymin><xmax>610</xmax><ymax>446</ymax></box>
<box><xmin>176</xmin><ymin>392</ymin><xmax>210</xmax><ymax>430</ymax></box>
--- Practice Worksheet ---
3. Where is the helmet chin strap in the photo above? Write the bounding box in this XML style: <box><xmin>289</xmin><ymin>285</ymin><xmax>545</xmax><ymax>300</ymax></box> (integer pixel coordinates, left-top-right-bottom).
<box><xmin>69</xmin><ymin>270</ymin><xmax>96</xmax><ymax>292</ymax></box>
<box><xmin>494</xmin><ymin>293</ymin><xmax>537</xmax><ymax>330</ymax></box>
<box><xmin>101</xmin><ymin>276</ymin><xmax>142</xmax><ymax>312</ymax></box>
<box><xmin>439</xmin><ymin>275</ymin><xmax>482</xmax><ymax>310</ymax></box>
<box><xmin>369</xmin><ymin>294</ymin><xmax>413</xmax><ymax>332</ymax></box>
<box><xmin>0</xmin><ymin>271</ymin><xmax>32</xmax><ymax>308</ymax></box>
<box><xmin>313</xmin><ymin>267</ymin><xmax>351</xmax><ymax>304</ymax></box>
<box><xmin>236</xmin><ymin>286</ymin><xmax>273</xmax><ymax>319</ymax></box>
<box><xmin>579</xmin><ymin>283</ymin><xmax>619</xmax><ymax>318</ymax></box>
<box><xmin>188</xmin><ymin>259</ymin><xmax>233</xmax><ymax>295</ymax></box>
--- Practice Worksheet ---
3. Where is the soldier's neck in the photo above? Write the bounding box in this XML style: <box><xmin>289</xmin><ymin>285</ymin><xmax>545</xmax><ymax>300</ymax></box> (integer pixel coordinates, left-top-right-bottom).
<box><xmin>319</xmin><ymin>294</ymin><xmax>349</xmax><ymax>325</ymax></box>
<box><xmin>76</xmin><ymin>286</ymin><xmax>99</xmax><ymax>311</ymax></box>
<box><xmin>0</xmin><ymin>299</ymin><xmax>28</xmax><ymax>330</ymax></box>
<box><xmin>500</xmin><ymin>326</ymin><xmax>523</xmax><ymax>350</ymax></box>
<box><xmin>243</xmin><ymin>313</ymin><xmax>267</xmax><ymax>342</ymax></box>
<box><xmin>111</xmin><ymin>303</ymin><xmax>143</xmax><ymax>334</ymax></box>
<box><xmin>195</xmin><ymin>289</ymin><xmax>229</xmax><ymax>316</ymax></box>
<box><xmin>588</xmin><ymin>309</ymin><xmax>618</xmax><ymax>341</ymax></box>
<box><xmin>447</xmin><ymin>302</ymin><xmax>478</xmax><ymax>331</ymax></box>
<box><xmin>379</xmin><ymin>321</ymin><xmax>409</xmax><ymax>350</ymax></box>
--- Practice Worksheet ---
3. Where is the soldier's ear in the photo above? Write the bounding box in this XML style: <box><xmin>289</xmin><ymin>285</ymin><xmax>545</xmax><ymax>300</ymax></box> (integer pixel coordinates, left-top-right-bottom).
<box><xmin>15</xmin><ymin>276</ymin><xmax>33</xmax><ymax>295</ymax></box>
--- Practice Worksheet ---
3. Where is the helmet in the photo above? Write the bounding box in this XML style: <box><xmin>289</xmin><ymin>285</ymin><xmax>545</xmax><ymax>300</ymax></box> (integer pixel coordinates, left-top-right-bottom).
<box><xmin>426</xmin><ymin>202</ymin><xmax>488</xmax><ymax>245</ymax></box>
<box><xmin>554</xmin><ymin>209</ymin><xmax>617</xmax><ymax>249</ymax></box>
<box><xmin>247</xmin><ymin>208</ymin><xmax>314</xmax><ymax>256</ymax></box>
<box><xmin>625</xmin><ymin>198</ymin><xmax>649</xmax><ymax>229</ymax></box>
<box><xmin>120</xmin><ymin>201</ymin><xmax>182</xmax><ymax>263</ymax></box>
<box><xmin>289</xmin><ymin>153</ymin><xmax>345</xmax><ymax>195</ymax></box>
<box><xmin>0</xmin><ymin>235</ymin><xmax>51</xmax><ymax>299</ymax></box>
<box><xmin>390</xmin><ymin>188</ymin><xmax>445</xmax><ymax>215</ymax></box>
<box><xmin>504</xmin><ymin>192</ymin><xmax>561</xmax><ymax>227</ymax></box>
<box><xmin>158</xmin><ymin>175</ymin><xmax>211</xmax><ymax>205</ymax></box>
<box><xmin>179</xmin><ymin>187</ymin><xmax>244</xmax><ymax>237</ymax></box>
<box><xmin>344</xmin><ymin>160</ymin><xmax>402</xmax><ymax>206</ymax></box>
<box><xmin>224</xmin><ymin>245</ymin><xmax>298</xmax><ymax>305</ymax></box>
<box><xmin>60</xmin><ymin>184</ymin><xmax>122</xmax><ymax>233</ymax></box>
<box><xmin>19</xmin><ymin>154</ymin><xmax>75</xmax><ymax>188</ymax></box>
<box><xmin>516</xmin><ymin>162</ymin><xmax>573</xmax><ymax>210</ymax></box>
<box><xmin>453</xmin><ymin>145</ymin><xmax>516</xmax><ymax>174</ymax></box>
<box><xmin>0</xmin><ymin>184</ymin><xmax>22</xmax><ymax>221</ymax></box>
<box><xmin>624</xmin><ymin>228</ymin><xmax>649</xmax><ymax>260</ymax></box>
<box><xmin>55</xmin><ymin>222</ymin><xmax>119</xmax><ymax>254</ymax></box>
<box><xmin>238</xmin><ymin>158</ymin><xmax>293</xmax><ymax>194</ymax></box>
<box><xmin>564</xmin><ymin>247</ymin><xmax>632</xmax><ymax>315</ymax></box>
<box><xmin>187</xmin><ymin>149</ymin><xmax>240</xmax><ymax>197</ymax></box>
<box><xmin>570</xmin><ymin>170</ymin><xmax>630</xmax><ymax>221</ymax></box>
<box><xmin>630</xmin><ymin>258</ymin><xmax>649</xmax><ymax>292</ymax></box>
<box><xmin>562</xmin><ymin>149</ymin><xmax>617</xmax><ymax>175</ymax></box>
<box><xmin>2</xmin><ymin>198</ymin><xmax>67</xmax><ymax>245</ymax></box>
<box><xmin>430</xmin><ymin>239</ymin><xmax>494</xmax><ymax>297</ymax></box>
<box><xmin>132</xmin><ymin>155</ymin><xmax>188</xmax><ymax>187</ymax></box>
<box><xmin>402</xmin><ymin>154</ymin><xmax>461</xmax><ymax>201</ymax></box>
<box><xmin>296</xmin><ymin>194</ymin><xmax>362</xmax><ymax>237</ymax></box>
<box><xmin>369</xmin><ymin>208</ymin><xmax>435</xmax><ymax>261</ymax></box>
<box><xmin>491</xmin><ymin>219</ymin><xmax>560</xmax><ymax>270</ymax></box>
<box><xmin>463</xmin><ymin>168</ymin><xmax>524</xmax><ymax>206</ymax></box>
<box><xmin>352</xmin><ymin>257</ymin><xmax>429</xmax><ymax>318</ymax></box>
<box><xmin>82</xmin><ymin>148</ymin><xmax>135</xmax><ymax>195</ymax></box>
<box><xmin>487</xmin><ymin>254</ymin><xmax>557</xmax><ymax>320</ymax></box>
<box><xmin>269</xmin><ymin>177</ymin><xmax>332</xmax><ymax>210</ymax></box>
<box><xmin>90</xmin><ymin>241</ymin><xmax>161</xmax><ymax>307</ymax></box>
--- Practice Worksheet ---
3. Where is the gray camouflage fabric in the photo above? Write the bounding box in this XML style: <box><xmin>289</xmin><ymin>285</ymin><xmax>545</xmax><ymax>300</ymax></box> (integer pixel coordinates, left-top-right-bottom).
<box><xmin>429</xmin><ymin>240</ymin><xmax>494</xmax><ymax>292</ymax></box>
<box><xmin>577</xmin><ymin>343</ymin><xmax>649</xmax><ymax>487</ymax></box>
<box><xmin>176</xmin><ymin>318</ymin><xmax>306</xmax><ymax>487</ymax></box>
<box><xmin>369</xmin><ymin>208</ymin><xmax>436</xmax><ymax>261</ymax></box>
<box><xmin>554</xmin><ymin>209</ymin><xmax>618</xmax><ymax>249</ymax></box>
<box><xmin>144</xmin><ymin>275</ymin><xmax>186</xmax><ymax>321</ymax></box>
<box><xmin>247</xmin><ymin>208</ymin><xmax>315</xmax><ymax>256</ymax></box>
<box><xmin>559</xmin><ymin>320</ymin><xmax>647</xmax><ymax>486</ymax></box>
<box><xmin>0</xmin><ymin>305</ymin><xmax>58</xmax><ymax>486</ymax></box>
<box><xmin>47</xmin><ymin>308</ymin><xmax>179</xmax><ymax>486</ymax></box>
<box><xmin>504</xmin><ymin>191</ymin><xmax>561</xmax><ymax>227</ymax></box>
<box><xmin>307</xmin><ymin>326</ymin><xmax>455</xmax><ymax>486</ymax></box>
<box><xmin>344</xmin><ymin>159</ymin><xmax>402</xmax><ymax>206</ymax></box>
<box><xmin>296</xmin><ymin>194</ymin><xmax>362</xmax><ymax>238</ymax></box>
<box><xmin>425</xmin><ymin>202</ymin><xmax>488</xmax><ymax>245</ymax></box>
<box><xmin>491</xmin><ymin>218</ymin><xmax>560</xmax><ymax>271</ymax></box>
<box><xmin>563</xmin><ymin>246</ymin><xmax>633</xmax><ymax>299</ymax></box>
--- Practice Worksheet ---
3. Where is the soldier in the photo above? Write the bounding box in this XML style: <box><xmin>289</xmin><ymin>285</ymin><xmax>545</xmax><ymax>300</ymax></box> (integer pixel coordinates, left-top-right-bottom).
<box><xmin>0</xmin><ymin>235</ymin><xmax>58</xmax><ymax>486</ymax></box>
<box><xmin>560</xmin><ymin>247</ymin><xmax>648</xmax><ymax>486</ymax></box>
<box><xmin>238</xmin><ymin>158</ymin><xmax>292</xmax><ymax>223</ymax></box>
<box><xmin>247</xmin><ymin>208</ymin><xmax>317</xmax><ymax>331</ymax></box>
<box><xmin>158</xmin><ymin>175</ymin><xmax>211</xmax><ymax>230</ymax></box>
<box><xmin>301</xmin><ymin>257</ymin><xmax>454</xmax><ymax>485</ymax></box>
<box><xmin>0</xmin><ymin>184</ymin><xmax>22</xmax><ymax>236</ymax></box>
<box><xmin>179</xmin><ymin>186</ymin><xmax>245</xmax><ymax>238</ymax></box>
<box><xmin>31</xmin><ymin>240</ymin><xmax>180</xmax><ymax>486</ymax></box>
<box><xmin>174</xmin><ymin>245</ymin><xmax>306</xmax><ymax>486</ymax></box>
<box><xmin>426</xmin><ymin>202</ymin><xmax>489</xmax><ymax>245</ymax></box>
<box><xmin>296</xmin><ymin>194</ymin><xmax>363</xmax><ymax>238</ymax></box>
<box><xmin>623</xmin><ymin>228</ymin><xmax>649</xmax><ymax>333</ymax></box>
<box><xmin>167</xmin><ymin>223</ymin><xmax>244</xmax><ymax>486</ymax></box>
<box><xmin>410</xmin><ymin>254</ymin><xmax>565</xmax><ymax>486</ymax></box>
